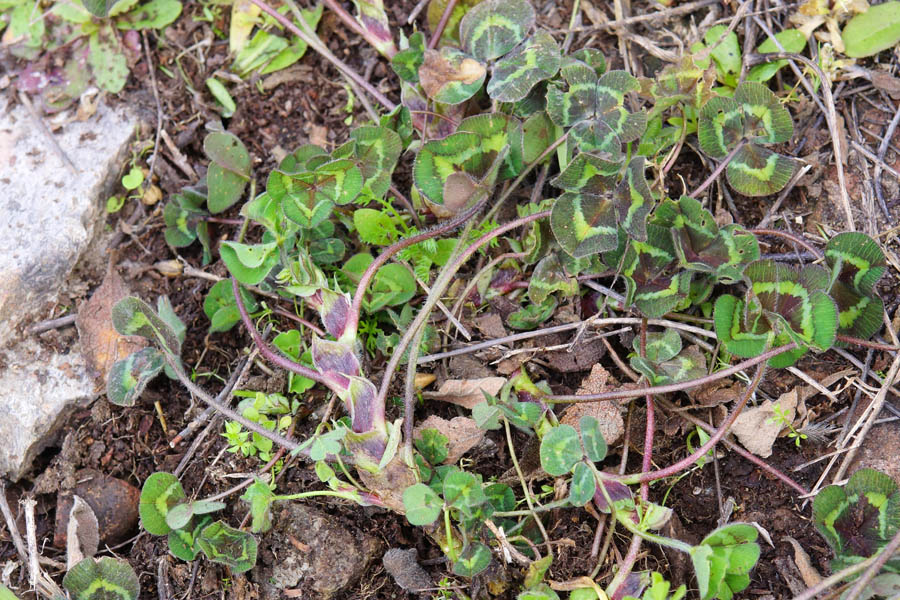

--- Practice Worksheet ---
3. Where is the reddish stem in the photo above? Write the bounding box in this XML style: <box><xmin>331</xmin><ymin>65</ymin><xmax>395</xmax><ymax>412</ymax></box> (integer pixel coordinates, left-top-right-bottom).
<box><xmin>836</xmin><ymin>334</ymin><xmax>899</xmax><ymax>352</ymax></box>
<box><xmin>247</xmin><ymin>0</ymin><xmax>396</xmax><ymax>110</ymax></box>
<box><xmin>639</xmin><ymin>318</ymin><xmax>652</xmax><ymax>503</ymax></box>
<box><xmin>320</xmin><ymin>0</ymin><xmax>396</xmax><ymax>57</ymax></box>
<box><xmin>659</xmin><ymin>397</ymin><xmax>808</xmax><ymax>495</ymax></box>
<box><xmin>689</xmin><ymin>138</ymin><xmax>747</xmax><ymax>197</ymax></box>
<box><xmin>750</xmin><ymin>228</ymin><xmax>823</xmax><ymax>259</ymax></box>
<box><xmin>428</xmin><ymin>0</ymin><xmax>458</xmax><ymax>49</ymax></box>
<box><xmin>232</xmin><ymin>278</ymin><xmax>343</xmax><ymax>394</ymax></box>
<box><xmin>346</xmin><ymin>197</ymin><xmax>490</xmax><ymax>338</ymax></box>
<box><xmin>547</xmin><ymin>343</ymin><xmax>797</xmax><ymax>403</ymax></box>
<box><xmin>615</xmin><ymin>362</ymin><xmax>766</xmax><ymax>486</ymax></box>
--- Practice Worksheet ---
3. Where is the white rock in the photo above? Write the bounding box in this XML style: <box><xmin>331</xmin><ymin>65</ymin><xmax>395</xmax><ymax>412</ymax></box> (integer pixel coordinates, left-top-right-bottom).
<box><xmin>0</xmin><ymin>98</ymin><xmax>137</xmax><ymax>346</ymax></box>
<box><xmin>0</xmin><ymin>337</ymin><xmax>97</xmax><ymax>481</ymax></box>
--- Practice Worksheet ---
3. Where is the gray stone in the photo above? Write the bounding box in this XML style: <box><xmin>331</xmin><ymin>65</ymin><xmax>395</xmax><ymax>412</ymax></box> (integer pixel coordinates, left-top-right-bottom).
<box><xmin>383</xmin><ymin>548</ymin><xmax>434</xmax><ymax>594</ymax></box>
<box><xmin>0</xmin><ymin>337</ymin><xmax>97</xmax><ymax>481</ymax></box>
<box><xmin>0</xmin><ymin>98</ymin><xmax>137</xmax><ymax>347</ymax></box>
<box><xmin>257</xmin><ymin>503</ymin><xmax>381</xmax><ymax>599</ymax></box>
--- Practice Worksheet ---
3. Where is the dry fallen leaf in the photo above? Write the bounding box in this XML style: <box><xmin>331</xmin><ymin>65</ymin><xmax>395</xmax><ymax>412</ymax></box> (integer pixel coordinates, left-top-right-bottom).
<box><xmin>423</xmin><ymin>377</ymin><xmax>505</xmax><ymax>409</ymax></box>
<box><xmin>731</xmin><ymin>391</ymin><xmax>799</xmax><ymax>458</ymax></box>
<box><xmin>559</xmin><ymin>365</ymin><xmax>624</xmax><ymax>446</ymax></box>
<box><xmin>76</xmin><ymin>262</ymin><xmax>147</xmax><ymax>382</ymax></box>
<box><xmin>414</xmin><ymin>415</ymin><xmax>484</xmax><ymax>464</ymax></box>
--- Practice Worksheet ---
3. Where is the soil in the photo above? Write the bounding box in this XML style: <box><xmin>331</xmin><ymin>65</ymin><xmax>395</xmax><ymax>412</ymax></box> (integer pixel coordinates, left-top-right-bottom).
<box><xmin>2</xmin><ymin>0</ymin><xmax>900</xmax><ymax>599</ymax></box>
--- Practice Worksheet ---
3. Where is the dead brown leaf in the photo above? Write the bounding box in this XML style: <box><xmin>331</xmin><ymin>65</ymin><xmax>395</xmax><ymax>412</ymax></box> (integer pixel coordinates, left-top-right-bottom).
<box><xmin>731</xmin><ymin>391</ymin><xmax>799</xmax><ymax>458</ymax></box>
<box><xmin>414</xmin><ymin>415</ymin><xmax>484</xmax><ymax>464</ymax></box>
<box><xmin>76</xmin><ymin>262</ymin><xmax>146</xmax><ymax>382</ymax></box>
<box><xmin>559</xmin><ymin>365</ymin><xmax>624</xmax><ymax>446</ymax></box>
<box><xmin>419</xmin><ymin>49</ymin><xmax>486</xmax><ymax>101</ymax></box>
<box><xmin>423</xmin><ymin>377</ymin><xmax>505</xmax><ymax>409</ymax></box>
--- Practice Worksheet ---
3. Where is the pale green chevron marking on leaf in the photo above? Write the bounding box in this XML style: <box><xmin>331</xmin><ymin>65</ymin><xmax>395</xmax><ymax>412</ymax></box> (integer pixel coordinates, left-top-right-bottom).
<box><xmin>653</xmin><ymin>195</ymin><xmax>759</xmax><ymax>282</ymax></box>
<box><xmin>813</xmin><ymin>468</ymin><xmax>900</xmax><ymax>574</ymax></box>
<box><xmin>528</xmin><ymin>253</ymin><xmax>579</xmax><ymax>304</ymax></box>
<box><xmin>698</xmin><ymin>95</ymin><xmax>742</xmax><ymax>159</ymax></box>
<box><xmin>111</xmin><ymin>297</ymin><xmax>181</xmax><ymax>355</ymax></box>
<box><xmin>459</xmin><ymin>0</ymin><xmax>535</xmax><ymax>61</ymax></box>
<box><xmin>63</xmin><ymin>557</ymin><xmax>140</xmax><ymax>600</ymax></box>
<box><xmin>734</xmin><ymin>81</ymin><xmax>793</xmax><ymax>144</ymax></box>
<box><xmin>595</xmin><ymin>70</ymin><xmax>640</xmax><ymax>112</ymax></box>
<box><xmin>487</xmin><ymin>31</ymin><xmax>561</xmax><ymax>102</ymax></box>
<box><xmin>570</xmin><ymin>48</ymin><xmax>606</xmax><ymax>76</ymax></box>
<box><xmin>824</xmin><ymin>232</ymin><xmax>887</xmax><ymax>341</ymax></box>
<box><xmin>391</xmin><ymin>30</ymin><xmax>425</xmax><ymax>83</ymax></box>
<box><xmin>107</xmin><ymin>347</ymin><xmax>165</xmax><ymax>407</ymax></box>
<box><xmin>350</xmin><ymin>125</ymin><xmax>402</xmax><ymax>199</ymax></box>
<box><xmin>545</xmin><ymin>62</ymin><xmax>599</xmax><ymax>127</ymax></box>
<box><xmin>825</xmin><ymin>232</ymin><xmax>887</xmax><ymax>295</ymax></box>
<box><xmin>726</xmin><ymin>144</ymin><xmax>797</xmax><ymax>197</ymax></box>
<box><xmin>546</xmin><ymin>64</ymin><xmax>644</xmax><ymax>156</ymax></box>
<box><xmin>458</xmin><ymin>113</ymin><xmax>525</xmax><ymax>179</ymax></box>
<box><xmin>550</xmin><ymin>152</ymin><xmax>620</xmax><ymax>194</ymax></box>
<box><xmin>716</xmin><ymin>259</ymin><xmax>838</xmax><ymax>367</ymax></box>
<box><xmin>614</xmin><ymin>156</ymin><xmax>654</xmax><ymax>242</ymax></box>
<box><xmin>634</xmin><ymin>328</ymin><xmax>682</xmax><ymax>363</ymax></box>
<box><xmin>550</xmin><ymin>192</ymin><xmax>619</xmax><ymax>257</ymax></box>
<box><xmin>413</xmin><ymin>131</ymin><xmax>487</xmax><ymax>206</ymax></box>
<box><xmin>713</xmin><ymin>294</ymin><xmax>773</xmax><ymax>360</ymax></box>
<box><xmin>699</xmin><ymin>82</ymin><xmax>796</xmax><ymax>196</ymax></box>
<box><xmin>196</xmin><ymin>521</ymin><xmax>258</xmax><ymax>573</ymax></box>
<box><xmin>570</xmin><ymin>119</ymin><xmax>624</xmax><ymax>159</ymax></box>
<box><xmin>618</xmin><ymin>224</ymin><xmax>692</xmax><ymax>318</ymax></box>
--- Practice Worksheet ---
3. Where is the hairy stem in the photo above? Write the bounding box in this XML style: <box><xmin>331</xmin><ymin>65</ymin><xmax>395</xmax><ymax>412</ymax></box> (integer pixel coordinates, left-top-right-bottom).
<box><xmin>378</xmin><ymin>210</ymin><xmax>553</xmax><ymax>446</ymax></box>
<box><xmin>163</xmin><ymin>353</ymin><xmax>307</xmax><ymax>456</ymax></box>
<box><xmin>428</xmin><ymin>0</ymin><xmax>457</xmax><ymax>49</ymax></box>
<box><xmin>750</xmin><ymin>228</ymin><xmax>823</xmax><ymax>259</ymax></box>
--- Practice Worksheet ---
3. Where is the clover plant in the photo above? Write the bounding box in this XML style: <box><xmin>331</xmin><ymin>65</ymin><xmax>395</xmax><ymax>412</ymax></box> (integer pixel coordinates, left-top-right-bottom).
<box><xmin>139</xmin><ymin>472</ymin><xmax>257</xmax><ymax>572</ymax></box>
<box><xmin>105</xmin><ymin>0</ymin><xmax>893</xmax><ymax>595</ymax></box>
<box><xmin>7</xmin><ymin>0</ymin><xmax>182</xmax><ymax>99</ymax></box>
<box><xmin>813</xmin><ymin>468</ymin><xmax>900</xmax><ymax>575</ymax></box>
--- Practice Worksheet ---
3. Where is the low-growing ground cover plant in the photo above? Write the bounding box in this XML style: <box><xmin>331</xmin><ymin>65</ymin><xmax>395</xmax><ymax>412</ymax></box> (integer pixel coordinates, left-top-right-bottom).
<box><xmin>96</xmin><ymin>0</ymin><xmax>899</xmax><ymax>596</ymax></box>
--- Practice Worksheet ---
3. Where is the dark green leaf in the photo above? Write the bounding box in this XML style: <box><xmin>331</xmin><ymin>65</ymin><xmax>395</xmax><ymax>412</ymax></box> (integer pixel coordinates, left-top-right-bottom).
<box><xmin>196</xmin><ymin>521</ymin><xmax>257</xmax><ymax>573</ymax></box>
<box><xmin>63</xmin><ymin>557</ymin><xmax>139</xmax><ymax>600</ymax></box>
<box><xmin>459</xmin><ymin>0</ymin><xmax>534</xmax><ymax>61</ymax></box>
